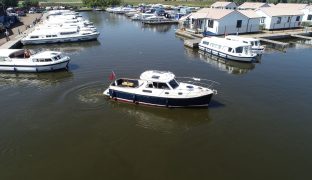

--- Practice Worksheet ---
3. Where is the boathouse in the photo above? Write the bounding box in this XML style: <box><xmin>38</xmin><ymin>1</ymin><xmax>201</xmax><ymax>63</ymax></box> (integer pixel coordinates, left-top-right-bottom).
<box><xmin>238</xmin><ymin>2</ymin><xmax>270</xmax><ymax>10</ymax></box>
<box><xmin>210</xmin><ymin>1</ymin><xmax>237</xmax><ymax>10</ymax></box>
<box><xmin>256</xmin><ymin>7</ymin><xmax>304</xmax><ymax>30</ymax></box>
<box><xmin>179</xmin><ymin>8</ymin><xmax>260</xmax><ymax>35</ymax></box>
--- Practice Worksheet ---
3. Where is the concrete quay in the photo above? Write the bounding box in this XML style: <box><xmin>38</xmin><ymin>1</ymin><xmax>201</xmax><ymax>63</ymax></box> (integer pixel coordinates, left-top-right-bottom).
<box><xmin>0</xmin><ymin>13</ymin><xmax>44</xmax><ymax>49</ymax></box>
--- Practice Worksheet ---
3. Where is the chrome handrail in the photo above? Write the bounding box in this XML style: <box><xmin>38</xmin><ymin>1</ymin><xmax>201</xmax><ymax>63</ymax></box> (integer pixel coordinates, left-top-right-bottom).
<box><xmin>176</xmin><ymin>77</ymin><xmax>220</xmax><ymax>89</ymax></box>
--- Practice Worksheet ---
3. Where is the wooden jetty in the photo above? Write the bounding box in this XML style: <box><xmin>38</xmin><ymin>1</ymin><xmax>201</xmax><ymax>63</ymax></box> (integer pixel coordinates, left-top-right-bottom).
<box><xmin>290</xmin><ymin>34</ymin><xmax>312</xmax><ymax>40</ymax></box>
<box><xmin>184</xmin><ymin>38</ymin><xmax>201</xmax><ymax>49</ymax></box>
<box><xmin>142</xmin><ymin>20</ymin><xmax>179</xmax><ymax>25</ymax></box>
<box><xmin>257</xmin><ymin>37</ymin><xmax>289</xmax><ymax>51</ymax></box>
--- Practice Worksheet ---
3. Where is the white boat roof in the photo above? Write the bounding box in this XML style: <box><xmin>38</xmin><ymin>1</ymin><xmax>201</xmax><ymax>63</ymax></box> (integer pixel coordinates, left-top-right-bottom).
<box><xmin>202</xmin><ymin>37</ymin><xmax>250</xmax><ymax>47</ymax></box>
<box><xmin>140</xmin><ymin>70</ymin><xmax>175</xmax><ymax>83</ymax></box>
<box><xmin>29</xmin><ymin>28</ymin><xmax>78</xmax><ymax>35</ymax></box>
<box><xmin>31</xmin><ymin>51</ymin><xmax>61</xmax><ymax>58</ymax></box>
<box><xmin>226</xmin><ymin>35</ymin><xmax>259</xmax><ymax>42</ymax></box>
<box><xmin>0</xmin><ymin>49</ymin><xmax>23</xmax><ymax>57</ymax></box>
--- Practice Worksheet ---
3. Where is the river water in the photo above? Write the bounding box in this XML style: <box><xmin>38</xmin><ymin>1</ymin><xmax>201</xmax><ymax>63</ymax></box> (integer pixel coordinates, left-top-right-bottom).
<box><xmin>1</xmin><ymin>12</ymin><xmax>312</xmax><ymax>179</ymax></box>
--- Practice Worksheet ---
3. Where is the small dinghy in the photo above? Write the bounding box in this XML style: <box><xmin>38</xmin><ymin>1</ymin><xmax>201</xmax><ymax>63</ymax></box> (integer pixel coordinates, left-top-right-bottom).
<box><xmin>0</xmin><ymin>49</ymin><xmax>70</xmax><ymax>72</ymax></box>
<box><xmin>103</xmin><ymin>70</ymin><xmax>218</xmax><ymax>108</ymax></box>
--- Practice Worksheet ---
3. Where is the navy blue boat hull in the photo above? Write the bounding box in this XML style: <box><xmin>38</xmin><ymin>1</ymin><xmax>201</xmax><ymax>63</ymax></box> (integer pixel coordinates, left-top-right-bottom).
<box><xmin>108</xmin><ymin>89</ymin><xmax>213</xmax><ymax>107</ymax></box>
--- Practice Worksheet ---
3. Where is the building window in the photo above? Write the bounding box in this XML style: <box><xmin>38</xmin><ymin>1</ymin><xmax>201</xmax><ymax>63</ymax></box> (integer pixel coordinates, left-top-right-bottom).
<box><xmin>296</xmin><ymin>16</ymin><xmax>300</xmax><ymax>21</ymax></box>
<box><xmin>260</xmin><ymin>18</ymin><xmax>265</xmax><ymax>23</ymax></box>
<box><xmin>277</xmin><ymin>17</ymin><xmax>281</xmax><ymax>24</ymax></box>
<box><xmin>308</xmin><ymin>15</ymin><xmax>312</xmax><ymax>20</ymax></box>
<box><xmin>287</xmin><ymin>16</ymin><xmax>291</xmax><ymax>22</ymax></box>
<box><xmin>208</xmin><ymin>20</ymin><xmax>214</xmax><ymax>28</ymax></box>
<box><xmin>236</xmin><ymin>20</ymin><xmax>242</xmax><ymax>28</ymax></box>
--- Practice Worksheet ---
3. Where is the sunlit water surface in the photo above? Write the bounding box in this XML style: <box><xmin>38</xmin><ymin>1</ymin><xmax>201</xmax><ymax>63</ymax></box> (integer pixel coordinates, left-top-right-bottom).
<box><xmin>0</xmin><ymin>12</ymin><xmax>312</xmax><ymax>180</ymax></box>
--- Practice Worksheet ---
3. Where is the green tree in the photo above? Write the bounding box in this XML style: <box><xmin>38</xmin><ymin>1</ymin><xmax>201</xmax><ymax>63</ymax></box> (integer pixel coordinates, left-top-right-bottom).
<box><xmin>24</xmin><ymin>0</ymin><xmax>39</xmax><ymax>7</ymax></box>
<box><xmin>82</xmin><ymin>0</ymin><xmax>121</xmax><ymax>7</ymax></box>
<box><xmin>0</xmin><ymin>0</ymin><xmax>18</xmax><ymax>7</ymax></box>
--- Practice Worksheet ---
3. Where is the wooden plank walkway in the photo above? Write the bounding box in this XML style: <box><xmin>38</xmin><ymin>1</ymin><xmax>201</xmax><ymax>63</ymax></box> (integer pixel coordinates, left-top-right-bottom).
<box><xmin>257</xmin><ymin>37</ymin><xmax>288</xmax><ymax>50</ymax></box>
<box><xmin>184</xmin><ymin>38</ymin><xmax>201</xmax><ymax>49</ymax></box>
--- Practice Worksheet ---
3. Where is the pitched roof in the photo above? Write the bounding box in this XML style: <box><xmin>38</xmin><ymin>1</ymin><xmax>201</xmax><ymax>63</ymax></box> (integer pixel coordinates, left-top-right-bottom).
<box><xmin>191</xmin><ymin>8</ymin><xmax>234</xmax><ymax>19</ymax></box>
<box><xmin>258</xmin><ymin>7</ymin><xmax>304</xmax><ymax>17</ymax></box>
<box><xmin>238</xmin><ymin>2</ymin><xmax>268</xmax><ymax>9</ymax></box>
<box><xmin>211</xmin><ymin>1</ymin><xmax>235</xmax><ymax>8</ymax></box>
<box><xmin>274</xmin><ymin>3</ymin><xmax>308</xmax><ymax>10</ymax></box>
<box><xmin>238</xmin><ymin>10</ymin><xmax>261</xmax><ymax>18</ymax></box>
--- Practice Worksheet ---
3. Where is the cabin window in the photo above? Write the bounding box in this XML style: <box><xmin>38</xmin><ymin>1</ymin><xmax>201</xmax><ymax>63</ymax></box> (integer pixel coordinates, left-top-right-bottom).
<box><xmin>228</xmin><ymin>47</ymin><xmax>233</xmax><ymax>52</ymax></box>
<box><xmin>236</xmin><ymin>20</ymin><xmax>242</xmax><ymax>28</ymax></box>
<box><xmin>146</xmin><ymin>83</ymin><xmax>153</xmax><ymax>88</ymax></box>
<box><xmin>203</xmin><ymin>41</ymin><xmax>209</xmax><ymax>45</ymax></box>
<box><xmin>30</xmin><ymin>36</ymin><xmax>39</xmax><ymax>39</ymax></box>
<box><xmin>169</xmin><ymin>79</ymin><xmax>179</xmax><ymax>89</ymax></box>
<box><xmin>208</xmin><ymin>20</ymin><xmax>214</xmax><ymax>28</ymax></box>
<box><xmin>287</xmin><ymin>16</ymin><xmax>291</xmax><ymax>22</ymax></box>
<box><xmin>296</xmin><ymin>16</ymin><xmax>300</xmax><ymax>21</ymax></box>
<box><xmin>46</xmin><ymin>35</ymin><xmax>51</xmax><ymax>38</ymax></box>
<box><xmin>308</xmin><ymin>15</ymin><xmax>312</xmax><ymax>20</ymax></box>
<box><xmin>277</xmin><ymin>17</ymin><xmax>281</xmax><ymax>24</ymax></box>
<box><xmin>235</xmin><ymin>47</ymin><xmax>243</xmax><ymax>53</ymax></box>
<box><xmin>52</xmin><ymin>35</ymin><xmax>57</xmax><ymax>37</ymax></box>
<box><xmin>53</xmin><ymin>55</ymin><xmax>62</xmax><ymax>60</ymax></box>
<box><xmin>60</xmin><ymin>32</ymin><xmax>76</xmax><ymax>35</ymax></box>
<box><xmin>152</xmin><ymin>82</ymin><xmax>170</xmax><ymax>89</ymax></box>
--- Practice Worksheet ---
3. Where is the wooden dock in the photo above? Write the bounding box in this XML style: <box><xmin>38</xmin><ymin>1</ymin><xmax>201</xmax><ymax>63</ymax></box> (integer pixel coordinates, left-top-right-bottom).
<box><xmin>142</xmin><ymin>20</ymin><xmax>179</xmax><ymax>25</ymax></box>
<box><xmin>184</xmin><ymin>38</ymin><xmax>201</xmax><ymax>49</ymax></box>
<box><xmin>290</xmin><ymin>34</ymin><xmax>312</xmax><ymax>40</ymax></box>
<box><xmin>257</xmin><ymin>37</ymin><xmax>289</xmax><ymax>51</ymax></box>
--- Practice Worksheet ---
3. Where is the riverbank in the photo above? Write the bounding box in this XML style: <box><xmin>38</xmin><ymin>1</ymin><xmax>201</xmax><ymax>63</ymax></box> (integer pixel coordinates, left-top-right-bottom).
<box><xmin>0</xmin><ymin>14</ymin><xmax>43</xmax><ymax>49</ymax></box>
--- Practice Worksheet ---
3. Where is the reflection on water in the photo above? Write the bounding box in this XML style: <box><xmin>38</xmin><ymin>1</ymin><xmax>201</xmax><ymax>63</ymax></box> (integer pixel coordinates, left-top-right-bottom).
<box><xmin>0</xmin><ymin>71</ymin><xmax>73</xmax><ymax>89</ymax></box>
<box><xmin>184</xmin><ymin>48</ymin><xmax>256</xmax><ymax>74</ymax></box>
<box><xmin>108</xmin><ymin>101</ymin><xmax>212</xmax><ymax>134</ymax></box>
<box><xmin>141</xmin><ymin>24</ymin><xmax>177</xmax><ymax>33</ymax></box>
<box><xmin>24</xmin><ymin>41</ymin><xmax>101</xmax><ymax>54</ymax></box>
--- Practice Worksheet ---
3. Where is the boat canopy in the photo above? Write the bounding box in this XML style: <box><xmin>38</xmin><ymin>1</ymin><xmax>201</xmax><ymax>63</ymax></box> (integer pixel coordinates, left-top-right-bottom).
<box><xmin>201</xmin><ymin>37</ymin><xmax>250</xmax><ymax>48</ymax></box>
<box><xmin>0</xmin><ymin>49</ymin><xmax>24</xmax><ymax>57</ymax></box>
<box><xmin>140</xmin><ymin>70</ymin><xmax>175</xmax><ymax>83</ymax></box>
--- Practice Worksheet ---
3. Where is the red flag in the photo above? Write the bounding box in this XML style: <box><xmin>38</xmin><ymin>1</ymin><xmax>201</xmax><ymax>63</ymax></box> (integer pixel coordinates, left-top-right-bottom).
<box><xmin>109</xmin><ymin>71</ymin><xmax>116</xmax><ymax>81</ymax></box>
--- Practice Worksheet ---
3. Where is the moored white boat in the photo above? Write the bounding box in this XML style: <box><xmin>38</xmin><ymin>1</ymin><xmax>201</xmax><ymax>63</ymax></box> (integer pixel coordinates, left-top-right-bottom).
<box><xmin>0</xmin><ymin>49</ymin><xmax>70</xmax><ymax>72</ymax></box>
<box><xmin>21</xmin><ymin>27</ymin><xmax>100</xmax><ymax>45</ymax></box>
<box><xmin>103</xmin><ymin>70</ymin><xmax>218</xmax><ymax>108</ymax></box>
<box><xmin>199</xmin><ymin>37</ymin><xmax>257</xmax><ymax>62</ymax></box>
<box><xmin>225</xmin><ymin>35</ymin><xmax>265</xmax><ymax>54</ymax></box>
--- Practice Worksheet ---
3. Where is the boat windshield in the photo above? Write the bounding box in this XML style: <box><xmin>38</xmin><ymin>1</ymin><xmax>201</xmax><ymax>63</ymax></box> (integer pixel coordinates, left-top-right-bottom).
<box><xmin>235</xmin><ymin>47</ymin><xmax>243</xmax><ymax>53</ymax></box>
<box><xmin>169</xmin><ymin>79</ymin><xmax>179</xmax><ymax>89</ymax></box>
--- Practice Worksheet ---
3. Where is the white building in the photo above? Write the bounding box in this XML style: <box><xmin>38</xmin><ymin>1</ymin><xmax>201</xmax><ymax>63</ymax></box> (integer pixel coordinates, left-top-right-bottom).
<box><xmin>301</xmin><ymin>6</ymin><xmax>312</xmax><ymax>22</ymax></box>
<box><xmin>210</xmin><ymin>1</ymin><xmax>237</xmax><ymax>10</ymax></box>
<box><xmin>256</xmin><ymin>7</ymin><xmax>304</xmax><ymax>30</ymax></box>
<box><xmin>238</xmin><ymin>2</ymin><xmax>270</xmax><ymax>10</ymax></box>
<box><xmin>180</xmin><ymin>8</ymin><xmax>261</xmax><ymax>35</ymax></box>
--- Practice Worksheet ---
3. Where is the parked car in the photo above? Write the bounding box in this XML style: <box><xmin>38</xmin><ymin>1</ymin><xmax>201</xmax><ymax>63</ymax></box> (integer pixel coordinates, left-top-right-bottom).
<box><xmin>17</xmin><ymin>10</ymin><xmax>26</xmax><ymax>16</ymax></box>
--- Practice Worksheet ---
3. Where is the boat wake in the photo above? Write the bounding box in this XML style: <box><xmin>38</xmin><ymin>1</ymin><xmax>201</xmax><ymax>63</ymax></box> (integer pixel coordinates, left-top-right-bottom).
<box><xmin>57</xmin><ymin>81</ymin><xmax>107</xmax><ymax>110</ymax></box>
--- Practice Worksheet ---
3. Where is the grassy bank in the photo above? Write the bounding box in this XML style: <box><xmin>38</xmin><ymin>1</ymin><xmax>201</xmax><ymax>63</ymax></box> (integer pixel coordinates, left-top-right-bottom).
<box><xmin>39</xmin><ymin>0</ymin><xmax>212</xmax><ymax>7</ymax></box>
